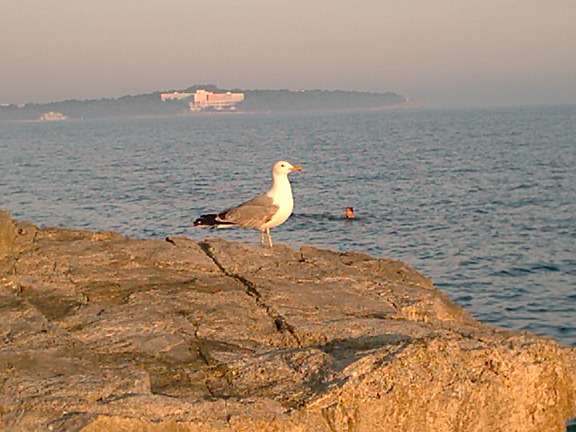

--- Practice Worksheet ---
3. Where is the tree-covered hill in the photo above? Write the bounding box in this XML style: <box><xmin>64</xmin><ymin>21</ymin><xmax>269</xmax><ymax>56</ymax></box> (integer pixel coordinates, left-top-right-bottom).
<box><xmin>0</xmin><ymin>86</ymin><xmax>411</xmax><ymax>121</ymax></box>
<box><xmin>239</xmin><ymin>89</ymin><xmax>407</xmax><ymax>112</ymax></box>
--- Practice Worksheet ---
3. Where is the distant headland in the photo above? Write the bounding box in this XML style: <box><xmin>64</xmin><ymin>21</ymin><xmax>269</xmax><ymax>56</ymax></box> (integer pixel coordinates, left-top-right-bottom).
<box><xmin>0</xmin><ymin>85</ymin><xmax>418</xmax><ymax>121</ymax></box>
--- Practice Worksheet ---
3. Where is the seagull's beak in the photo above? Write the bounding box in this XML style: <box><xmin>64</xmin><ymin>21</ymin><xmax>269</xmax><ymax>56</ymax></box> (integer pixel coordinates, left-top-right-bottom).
<box><xmin>291</xmin><ymin>166</ymin><xmax>303</xmax><ymax>172</ymax></box>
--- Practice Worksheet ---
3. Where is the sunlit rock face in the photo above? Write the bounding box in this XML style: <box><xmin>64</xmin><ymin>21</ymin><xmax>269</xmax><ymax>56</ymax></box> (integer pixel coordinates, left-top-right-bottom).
<box><xmin>1</xmin><ymin>212</ymin><xmax>575</xmax><ymax>432</ymax></box>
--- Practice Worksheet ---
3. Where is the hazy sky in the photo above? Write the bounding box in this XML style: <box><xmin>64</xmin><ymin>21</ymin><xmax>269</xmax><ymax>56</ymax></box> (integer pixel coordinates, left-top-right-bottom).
<box><xmin>2</xmin><ymin>0</ymin><xmax>575</xmax><ymax>108</ymax></box>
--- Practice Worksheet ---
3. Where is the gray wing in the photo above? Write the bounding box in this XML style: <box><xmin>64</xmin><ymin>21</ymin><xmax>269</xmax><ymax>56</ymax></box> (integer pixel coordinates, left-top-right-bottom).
<box><xmin>219</xmin><ymin>194</ymin><xmax>279</xmax><ymax>229</ymax></box>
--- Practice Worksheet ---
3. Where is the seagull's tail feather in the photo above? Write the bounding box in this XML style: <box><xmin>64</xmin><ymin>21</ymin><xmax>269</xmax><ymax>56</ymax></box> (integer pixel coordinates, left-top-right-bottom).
<box><xmin>193</xmin><ymin>213</ymin><xmax>235</xmax><ymax>228</ymax></box>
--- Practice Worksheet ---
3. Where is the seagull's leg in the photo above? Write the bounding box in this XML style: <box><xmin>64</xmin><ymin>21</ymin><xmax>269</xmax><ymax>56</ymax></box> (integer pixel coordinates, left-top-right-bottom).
<box><xmin>266</xmin><ymin>228</ymin><xmax>273</xmax><ymax>247</ymax></box>
<box><xmin>260</xmin><ymin>231</ymin><xmax>265</xmax><ymax>245</ymax></box>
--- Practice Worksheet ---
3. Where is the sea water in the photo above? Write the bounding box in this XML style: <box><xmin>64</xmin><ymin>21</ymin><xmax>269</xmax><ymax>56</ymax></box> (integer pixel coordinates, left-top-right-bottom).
<box><xmin>1</xmin><ymin>107</ymin><xmax>575</xmax><ymax>350</ymax></box>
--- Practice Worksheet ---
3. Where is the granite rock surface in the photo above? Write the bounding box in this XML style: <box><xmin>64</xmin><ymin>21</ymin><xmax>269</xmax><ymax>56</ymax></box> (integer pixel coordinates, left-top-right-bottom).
<box><xmin>1</xmin><ymin>211</ymin><xmax>575</xmax><ymax>431</ymax></box>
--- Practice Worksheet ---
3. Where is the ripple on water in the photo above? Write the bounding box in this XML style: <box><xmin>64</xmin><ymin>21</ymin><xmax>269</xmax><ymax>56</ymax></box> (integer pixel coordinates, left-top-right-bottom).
<box><xmin>1</xmin><ymin>107</ymin><xmax>575</xmax><ymax>348</ymax></box>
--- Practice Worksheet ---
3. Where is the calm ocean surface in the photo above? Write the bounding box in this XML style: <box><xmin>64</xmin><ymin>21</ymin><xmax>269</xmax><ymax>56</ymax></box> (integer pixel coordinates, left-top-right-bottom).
<box><xmin>1</xmin><ymin>106</ymin><xmax>575</xmax><ymax>350</ymax></box>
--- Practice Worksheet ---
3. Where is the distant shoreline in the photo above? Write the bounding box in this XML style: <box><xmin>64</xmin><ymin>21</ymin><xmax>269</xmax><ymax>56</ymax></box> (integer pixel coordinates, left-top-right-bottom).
<box><xmin>0</xmin><ymin>86</ymin><xmax>416</xmax><ymax>122</ymax></box>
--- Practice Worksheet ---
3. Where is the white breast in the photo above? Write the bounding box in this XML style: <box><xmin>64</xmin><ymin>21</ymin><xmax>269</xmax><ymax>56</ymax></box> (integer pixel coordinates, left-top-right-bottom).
<box><xmin>262</xmin><ymin>175</ymin><xmax>294</xmax><ymax>229</ymax></box>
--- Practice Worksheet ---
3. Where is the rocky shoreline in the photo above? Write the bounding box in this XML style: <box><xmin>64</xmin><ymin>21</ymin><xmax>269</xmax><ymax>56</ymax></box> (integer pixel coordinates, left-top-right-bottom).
<box><xmin>1</xmin><ymin>210</ymin><xmax>575</xmax><ymax>431</ymax></box>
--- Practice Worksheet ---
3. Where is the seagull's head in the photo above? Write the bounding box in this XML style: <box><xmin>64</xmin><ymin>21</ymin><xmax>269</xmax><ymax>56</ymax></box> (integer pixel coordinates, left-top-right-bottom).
<box><xmin>273</xmin><ymin>160</ymin><xmax>303</xmax><ymax>176</ymax></box>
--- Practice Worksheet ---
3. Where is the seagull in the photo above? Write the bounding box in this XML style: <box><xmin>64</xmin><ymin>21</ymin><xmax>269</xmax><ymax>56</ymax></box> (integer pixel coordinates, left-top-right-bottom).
<box><xmin>193</xmin><ymin>160</ymin><xmax>302</xmax><ymax>247</ymax></box>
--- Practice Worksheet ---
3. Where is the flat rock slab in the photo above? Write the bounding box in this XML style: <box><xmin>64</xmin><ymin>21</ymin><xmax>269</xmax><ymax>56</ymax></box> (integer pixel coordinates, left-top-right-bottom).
<box><xmin>0</xmin><ymin>211</ymin><xmax>575</xmax><ymax>432</ymax></box>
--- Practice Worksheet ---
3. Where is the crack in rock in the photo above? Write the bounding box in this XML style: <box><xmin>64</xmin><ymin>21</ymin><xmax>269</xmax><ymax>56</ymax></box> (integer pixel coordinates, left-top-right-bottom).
<box><xmin>198</xmin><ymin>241</ymin><xmax>301</xmax><ymax>347</ymax></box>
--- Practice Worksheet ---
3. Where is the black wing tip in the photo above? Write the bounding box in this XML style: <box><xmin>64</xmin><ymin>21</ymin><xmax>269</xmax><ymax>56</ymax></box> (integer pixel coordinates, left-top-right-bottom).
<box><xmin>193</xmin><ymin>214</ymin><xmax>235</xmax><ymax>227</ymax></box>
<box><xmin>193</xmin><ymin>214</ymin><xmax>218</xmax><ymax>226</ymax></box>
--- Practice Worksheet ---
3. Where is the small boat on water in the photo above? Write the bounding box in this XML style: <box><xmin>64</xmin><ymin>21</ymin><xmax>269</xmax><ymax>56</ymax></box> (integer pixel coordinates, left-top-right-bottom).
<box><xmin>40</xmin><ymin>111</ymin><xmax>68</xmax><ymax>121</ymax></box>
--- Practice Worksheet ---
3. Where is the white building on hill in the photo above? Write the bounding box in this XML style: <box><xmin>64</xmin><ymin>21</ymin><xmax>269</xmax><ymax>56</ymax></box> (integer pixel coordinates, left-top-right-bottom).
<box><xmin>160</xmin><ymin>92</ymin><xmax>193</xmax><ymax>102</ymax></box>
<box><xmin>190</xmin><ymin>90</ymin><xmax>244</xmax><ymax>111</ymax></box>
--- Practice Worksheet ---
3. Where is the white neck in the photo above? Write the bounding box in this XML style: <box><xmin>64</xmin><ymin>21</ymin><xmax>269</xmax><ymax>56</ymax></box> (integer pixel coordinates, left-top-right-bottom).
<box><xmin>267</xmin><ymin>174</ymin><xmax>293</xmax><ymax>204</ymax></box>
